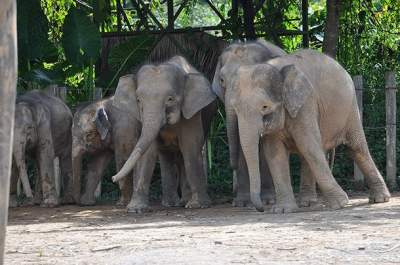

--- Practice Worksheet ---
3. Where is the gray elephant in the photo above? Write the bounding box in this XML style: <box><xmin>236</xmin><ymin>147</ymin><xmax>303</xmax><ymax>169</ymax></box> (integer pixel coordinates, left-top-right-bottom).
<box><xmin>10</xmin><ymin>90</ymin><xmax>73</xmax><ymax>207</ymax></box>
<box><xmin>228</xmin><ymin>49</ymin><xmax>390</xmax><ymax>213</ymax></box>
<box><xmin>212</xmin><ymin>40</ymin><xmax>286</xmax><ymax>207</ymax></box>
<box><xmin>71</xmin><ymin>96</ymin><xmax>140</xmax><ymax>206</ymax></box>
<box><xmin>111</xmin><ymin>56</ymin><xmax>216</xmax><ymax>212</ymax></box>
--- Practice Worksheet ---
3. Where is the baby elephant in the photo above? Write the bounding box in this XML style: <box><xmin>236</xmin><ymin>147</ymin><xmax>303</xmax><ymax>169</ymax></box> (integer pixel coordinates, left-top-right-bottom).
<box><xmin>111</xmin><ymin>56</ymin><xmax>216</xmax><ymax>213</ymax></box>
<box><xmin>10</xmin><ymin>90</ymin><xmax>73</xmax><ymax>207</ymax></box>
<box><xmin>71</xmin><ymin>97</ymin><xmax>140</xmax><ymax>205</ymax></box>
<box><xmin>229</xmin><ymin>49</ymin><xmax>390</xmax><ymax>213</ymax></box>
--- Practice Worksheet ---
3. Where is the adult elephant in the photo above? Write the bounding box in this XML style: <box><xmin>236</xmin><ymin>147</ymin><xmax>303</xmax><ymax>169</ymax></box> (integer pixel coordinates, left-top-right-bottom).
<box><xmin>10</xmin><ymin>90</ymin><xmax>73</xmax><ymax>207</ymax></box>
<box><xmin>228</xmin><ymin>49</ymin><xmax>390</xmax><ymax>213</ymax></box>
<box><xmin>111</xmin><ymin>56</ymin><xmax>216</xmax><ymax>213</ymax></box>
<box><xmin>71</xmin><ymin>95</ymin><xmax>140</xmax><ymax>206</ymax></box>
<box><xmin>212</xmin><ymin>40</ymin><xmax>287</xmax><ymax>206</ymax></box>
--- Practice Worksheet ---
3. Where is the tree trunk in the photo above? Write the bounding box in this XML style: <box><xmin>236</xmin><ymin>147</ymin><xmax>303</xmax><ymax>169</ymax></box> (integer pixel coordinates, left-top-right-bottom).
<box><xmin>0</xmin><ymin>1</ymin><xmax>17</xmax><ymax>263</ymax></box>
<box><xmin>322</xmin><ymin>0</ymin><xmax>340</xmax><ymax>58</ymax></box>
<box><xmin>240</xmin><ymin>0</ymin><xmax>256</xmax><ymax>40</ymax></box>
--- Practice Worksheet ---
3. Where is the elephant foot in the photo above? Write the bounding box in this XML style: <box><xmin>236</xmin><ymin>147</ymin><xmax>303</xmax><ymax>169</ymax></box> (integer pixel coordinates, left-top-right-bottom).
<box><xmin>127</xmin><ymin>197</ymin><xmax>150</xmax><ymax>214</ymax></box>
<box><xmin>369</xmin><ymin>185</ymin><xmax>390</xmax><ymax>203</ymax></box>
<box><xmin>261</xmin><ymin>192</ymin><xmax>276</xmax><ymax>205</ymax></box>
<box><xmin>80</xmin><ymin>193</ymin><xmax>96</xmax><ymax>206</ymax></box>
<box><xmin>9</xmin><ymin>195</ymin><xmax>18</xmax><ymax>208</ymax></box>
<box><xmin>324</xmin><ymin>187</ymin><xmax>349</xmax><ymax>209</ymax></box>
<box><xmin>162</xmin><ymin>195</ymin><xmax>183</xmax><ymax>207</ymax></box>
<box><xmin>116</xmin><ymin>196</ymin><xmax>130</xmax><ymax>206</ymax></box>
<box><xmin>270</xmin><ymin>201</ymin><xmax>299</xmax><ymax>214</ymax></box>
<box><xmin>185</xmin><ymin>193</ymin><xmax>211</xmax><ymax>209</ymax></box>
<box><xmin>298</xmin><ymin>192</ymin><xmax>318</xmax><ymax>207</ymax></box>
<box><xmin>61</xmin><ymin>193</ymin><xmax>76</xmax><ymax>205</ymax></box>
<box><xmin>41</xmin><ymin>196</ymin><xmax>59</xmax><ymax>208</ymax></box>
<box><xmin>232</xmin><ymin>193</ymin><xmax>251</xmax><ymax>207</ymax></box>
<box><xmin>22</xmin><ymin>196</ymin><xmax>36</xmax><ymax>207</ymax></box>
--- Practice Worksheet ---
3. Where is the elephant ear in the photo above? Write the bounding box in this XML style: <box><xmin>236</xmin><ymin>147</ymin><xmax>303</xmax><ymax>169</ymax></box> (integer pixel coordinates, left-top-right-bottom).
<box><xmin>94</xmin><ymin>107</ymin><xmax>111</xmax><ymax>140</ymax></box>
<box><xmin>281</xmin><ymin>64</ymin><xmax>313</xmax><ymax>118</ymax></box>
<box><xmin>183</xmin><ymin>73</ymin><xmax>216</xmax><ymax>119</ymax></box>
<box><xmin>211</xmin><ymin>58</ymin><xmax>224</xmax><ymax>102</ymax></box>
<box><xmin>112</xmin><ymin>74</ymin><xmax>140</xmax><ymax>120</ymax></box>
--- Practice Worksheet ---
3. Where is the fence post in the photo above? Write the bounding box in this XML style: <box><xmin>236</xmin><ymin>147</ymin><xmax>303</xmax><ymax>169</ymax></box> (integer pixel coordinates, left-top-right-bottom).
<box><xmin>353</xmin><ymin>75</ymin><xmax>364</xmax><ymax>189</ymax></box>
<box><xmin>93</xmin><ymin>87</ymin><xmax>103</xmax><ymax>198</ymax></box>
<box><xmin>0</xmin><ymin>1</ymin><xmax>18</xmax><ymax>263</ymax></box>
<box><xmin>385</xmin><ymin>71</ymin><xmax>397</xmax><ymax>190</ymax></box>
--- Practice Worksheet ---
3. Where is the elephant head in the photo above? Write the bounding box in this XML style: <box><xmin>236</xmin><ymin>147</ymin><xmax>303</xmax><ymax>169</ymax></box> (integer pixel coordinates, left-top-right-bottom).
<box><xmin>71</xmin><ymin>101</ymin><xmax>112</xmax><ymax>203</ymax></box>
<box><xmin>211</xmin><ymin>40</ymin><xmax>285</xmax><ymax>172</ymax></box>
<box><xmin>111</xmin><ymin>56</ymin><xmax>215</xmax><ymax>182</ymax></box>
<box><xmin>230</xmin><ymin>63</ymin><xmax>313</xmax><ymax>211</ymax></box>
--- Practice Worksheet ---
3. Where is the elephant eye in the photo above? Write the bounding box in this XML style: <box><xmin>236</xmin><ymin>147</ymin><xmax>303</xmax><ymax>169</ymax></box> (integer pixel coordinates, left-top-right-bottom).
<box><xmin>167</xmin><ymin>96</ymin><xmax>174</xmax><ymax>102</ymax></box>
<box><xmin>220</xmin><ymin>77</ymin><xmax>225</xmax><ymax>86</ymax></box>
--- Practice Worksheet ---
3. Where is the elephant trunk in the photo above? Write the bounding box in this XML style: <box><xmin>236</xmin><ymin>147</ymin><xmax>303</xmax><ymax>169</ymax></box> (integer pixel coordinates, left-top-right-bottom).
<box><xmin>237</xmin><ymin>116</ymin><xmax>264</xmax><ymax>212</ymax></box>
<box><xmin>112</xmin><ymin>111</ymin><xmax>162</xmax><ymax>182</ymax></box>
<box><xmin>225</xmin><ymin>102</ymin><xmax>239</xmax><ymax>171</ymax></box>
<box><xmin>72</xmin><ymin>145</ymin><xmax>83</xmax><ymax>204</ymax></box>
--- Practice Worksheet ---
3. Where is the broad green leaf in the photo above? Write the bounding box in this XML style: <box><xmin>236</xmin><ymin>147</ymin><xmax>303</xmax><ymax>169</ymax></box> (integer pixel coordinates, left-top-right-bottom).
<box><xmin>62</xmin><ymin>8</ymin><xmax>101</xmax><ymax>67</ymax></box>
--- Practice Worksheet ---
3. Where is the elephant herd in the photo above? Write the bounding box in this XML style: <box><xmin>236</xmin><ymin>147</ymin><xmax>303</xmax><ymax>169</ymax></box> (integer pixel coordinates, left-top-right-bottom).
<box><xmin>9</xmin><ymin>40</ymin><xmax>391</xmax><ymax>214</ymax></box>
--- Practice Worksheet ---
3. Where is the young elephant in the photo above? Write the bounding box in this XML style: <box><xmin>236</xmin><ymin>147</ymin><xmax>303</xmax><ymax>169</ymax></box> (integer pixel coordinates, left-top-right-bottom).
<box><xmin>71</xmin><ymin>97</ymin><xmax>139</xmax><ymax>205</ymax></box>
<box><xmin>229</xmin><ymin>49</ymin><xmax>390</xmax><ymax>213</ymax></box>
<box><xmin>212</xmin><ymin>39</ymin><xmax>286</xmax><ymax>207</ymax></box>
<box><xmin>10</xmin><ymin>90</ymin><xmax>73</xmax><ymax>207</ymax></box>
<box><xmin>111</xmin><ymin>56</ymin><xmax>216</xmax><ymax>212</ymax></box>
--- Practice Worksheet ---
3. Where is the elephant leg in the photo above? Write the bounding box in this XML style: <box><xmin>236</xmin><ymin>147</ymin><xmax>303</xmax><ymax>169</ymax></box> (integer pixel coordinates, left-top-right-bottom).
<box><xmin>127</xmin><ymin>142</ymin><xmax>158</xmax><ymax>213</ymax></box>
<box><xmin>9</xmin><ymin>164</ymin><xmax>18</xmax><ymax>208</ymax></box>
<box><xmin>232</xmin><ymin>149</ymin><xmax>252</xmax><ymax>207</ymax></box>
<box><xmin>115</xmin><ymin>152</ymin><xmax>134</xmax><ymax>206</ymax></box>
<box><xmin>298</xmin><ymin>157</ymin><xmax>318</xmax><ymax>207</ymax></box>
<box><xmin>59</xmin><ymin>149</ymin><xmax>74</xmax><ymax>204</ymax></box>
<box><xmin>33</xmin><ymin>166</ymin><xmax>42</xmax><ymax>205</ymax></box>
<box><xmin>159</xmin><ymin>151</ymin><xmax>181</xmax><ymax>207</ymax></box>
<box><xmin>262</xmin><ymin>137</ymin><xmax>298</xmax><ymax>213</ymax></box>
<box><xmin>178</xmin><ymin>157</ymin><xmax>191</xmax><ymax>205</ymax></box>
<box><xmin>260</xmin><ymin>144</ymin><xmax>275</xmax><ymax>205</ymax></box>
<box><xmin>80</xmin><ymin>152</ymin><xmax>112</xmax><ymax>206</ymax></box>
<box><xmin>346</xmin><ymin>115</ymin><xmax>390</xmax><ymax>203</ymax></box>
<box><xmin>179</xmin><ymin>115</ymin><xmax>211</xmax><ymax>209</ymax></box>
<box><xmin>292</xmin><ymin>128</ymin><xmax>349</xmax><ymax>209</ymax></box>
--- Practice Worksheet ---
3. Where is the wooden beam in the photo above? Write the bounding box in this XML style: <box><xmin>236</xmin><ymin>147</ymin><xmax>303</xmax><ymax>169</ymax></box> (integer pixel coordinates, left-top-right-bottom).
<box><xmin>0</xmin><ymin>1</ymin><xmax>18</xmax><ymax>264</ymax></box>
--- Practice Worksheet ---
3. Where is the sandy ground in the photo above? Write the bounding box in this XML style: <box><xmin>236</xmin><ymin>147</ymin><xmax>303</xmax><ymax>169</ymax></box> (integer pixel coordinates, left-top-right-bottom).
<box><xmin>4</xmin><ymin>193</ymin><xmax>400</xmax><ymax>265</ymax></box>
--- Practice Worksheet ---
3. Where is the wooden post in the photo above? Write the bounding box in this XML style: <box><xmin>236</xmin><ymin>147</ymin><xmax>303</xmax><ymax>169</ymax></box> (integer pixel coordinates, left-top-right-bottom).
<box><xmin>353</xmin><ymin>75</ymin><xmax>364</xmax><ymax>189</ymax></box>
<box><xmin>385</xmin><ymin>71</ymin><xmax>397</xmax><ymax>190</ymax></box>
<box><xmin>0</xmin><ymin>1</ymin><xmax>18</xmax><ymax>263</ymax></box>
<box><xmin>93</xmin><ymin>87</ymin><xmax>103</xmax><ymax>198</ymax></box>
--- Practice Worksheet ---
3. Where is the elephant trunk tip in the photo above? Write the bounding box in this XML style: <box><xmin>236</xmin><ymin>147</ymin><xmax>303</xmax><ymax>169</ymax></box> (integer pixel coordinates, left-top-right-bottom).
<box><xmin>251</xmin><ymin>193</ymin><xmax>264</xmax><ymax>212</ymax></box>
<box><xmin>112</xmin><ymin>148</ymin><xmax>142</xmax><ymax>183</ymax></box>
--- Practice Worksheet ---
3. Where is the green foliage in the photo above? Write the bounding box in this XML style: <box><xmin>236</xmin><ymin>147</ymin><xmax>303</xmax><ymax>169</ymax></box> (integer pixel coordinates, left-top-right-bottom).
<box><xmin>62</xmin><ymin>8</ymin><xmax>101</xmax><ymax>67</ymax></box>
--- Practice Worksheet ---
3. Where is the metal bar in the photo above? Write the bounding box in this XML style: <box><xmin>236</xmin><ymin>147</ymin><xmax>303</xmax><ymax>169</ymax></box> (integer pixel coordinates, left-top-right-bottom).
<box><xmin>167</xmin><ymin>0</ymin><xmax>174</xmax><ymax>30</ymax></box>
<box><xmin>173</xmin><ymin>0</ymin><xmax>189</xmax><ymax>22</ymax></box>
<box><xmin>116</xmin><ymin>0</ymin><xmax>122</xmax><ymax>31</ymax></box>
<box><xmin>137</xmin><ymin>0</ymin><xmax>164</xmax><ymax>29</ymax></box>
<box><xmin>353</xmin><ymin>75</ymin><xmax>364</xmax><ymax>189</ymax></box>
<box><xmin>301</xmin><ymin>0</ymin><xmax>309</xmax><ymax>48</ymax></box>
<box><xmin>120</xmin><ymin>7</ymin><xmax>134</xmax><ymax>31</ymax></box>
<box><xmin>101</xmin><ymin>25</ymin><xmax>225</xmax><ymax>37</ymax></box>
<box><xmin>205</xmin><ymin>0</ymin><xmax>226</xmax><ymax>23</ymax></box>
<box><xmin>385</xmin><ymin>71</ymin><xmax>397</xmax><ymax>190</ymax></box>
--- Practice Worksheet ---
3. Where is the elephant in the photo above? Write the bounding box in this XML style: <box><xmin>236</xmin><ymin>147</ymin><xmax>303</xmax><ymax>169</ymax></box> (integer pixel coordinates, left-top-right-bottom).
<box><xmin>71</xmin><ymin>96</ymin><xmax>139</xmax><ymax>206</ymax></box>
<box><xmin>10</xmin><ymin>90</ymin><xmax>74</xmax><ymax>207</ymax></box>
<box><xmin>111</xmin><ymin>55</ymin><xmax>216</xmax><ymax>213</ymax></box>
<box><xmin>228</xmin><ymin>49</ymin><xmax>391</xmax><ymax>213</ymax></box>
<box><xmin>212</xmin><ymin>39</ymin><xmax>287</xmax><ymax>207</ymax></box>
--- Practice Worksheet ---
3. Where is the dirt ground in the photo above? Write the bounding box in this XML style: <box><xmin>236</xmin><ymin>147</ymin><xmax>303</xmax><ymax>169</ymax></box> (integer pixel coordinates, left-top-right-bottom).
<box><xmin>5</xmin><ymin>193</ymin><xmax>400</xmax><ymax>265</ymax></box>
